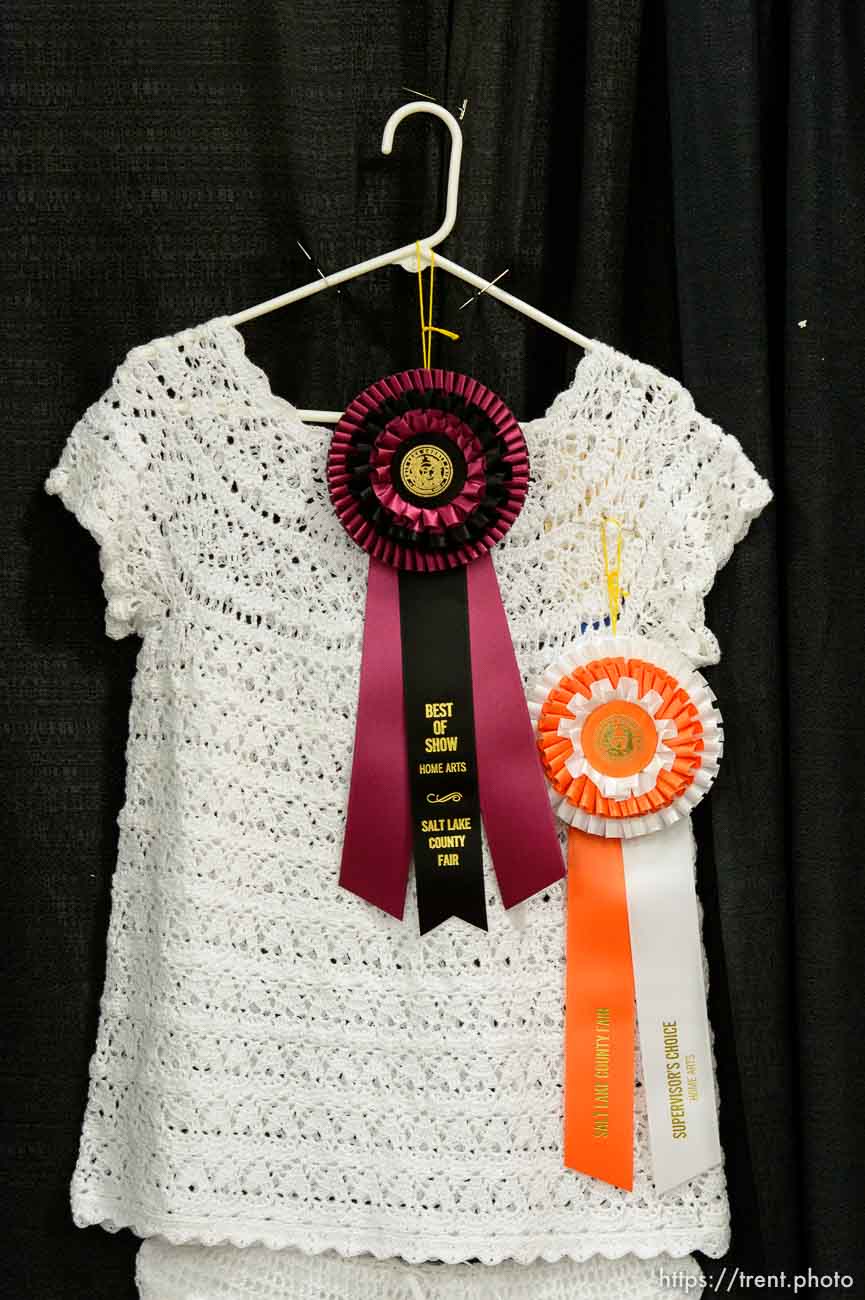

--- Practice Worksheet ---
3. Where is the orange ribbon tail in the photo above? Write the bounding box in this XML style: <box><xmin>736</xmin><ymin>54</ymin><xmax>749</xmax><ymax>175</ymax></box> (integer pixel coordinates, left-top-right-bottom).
<box><xmin>564</xmin><ymin>826</ymin><xmax>635</xmax><ymax>1189</ymax></box>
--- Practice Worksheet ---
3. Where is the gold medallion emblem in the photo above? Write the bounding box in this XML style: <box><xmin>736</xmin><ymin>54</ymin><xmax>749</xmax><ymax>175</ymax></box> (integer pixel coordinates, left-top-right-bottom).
<box><xmin>598</xmin><ymin>714</ymin><xmax>642</xmax><ymax>761</ymax></box>
<box><xmin>580</xmin><ymin>700</ymin><xmax>658</xmax><ymax>779</ymax></box>
<box><xmin>399</xmin><ymin>444</ymin><xmax>454</xmax><ymax>498</ymax></box>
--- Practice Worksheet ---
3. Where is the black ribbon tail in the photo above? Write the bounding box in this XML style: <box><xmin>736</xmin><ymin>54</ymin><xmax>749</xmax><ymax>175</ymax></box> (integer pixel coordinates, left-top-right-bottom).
<box><xmin>398</xmin><ymin>567</ymin><xmax>488</xmax><ymax>935</ymax></box>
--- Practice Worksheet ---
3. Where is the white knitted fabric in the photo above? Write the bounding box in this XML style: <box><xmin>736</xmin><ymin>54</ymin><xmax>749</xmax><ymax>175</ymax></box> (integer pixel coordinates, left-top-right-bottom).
<box><xmin>44</xmin><ymin>315</ymin><xmax>772</xmax><ymax>1267</ymax></box>
<box><xmin>135</xmin><ymin>1239</ymin><xmax>706</xmax><ymax>1299</ymax></box>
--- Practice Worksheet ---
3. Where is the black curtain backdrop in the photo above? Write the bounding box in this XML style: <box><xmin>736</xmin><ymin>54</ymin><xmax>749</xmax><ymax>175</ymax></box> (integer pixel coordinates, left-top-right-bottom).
<box><xmin>3</xmin><ymin>2</ymin><xmax>864</xmax><ymax>1297</ymax></box>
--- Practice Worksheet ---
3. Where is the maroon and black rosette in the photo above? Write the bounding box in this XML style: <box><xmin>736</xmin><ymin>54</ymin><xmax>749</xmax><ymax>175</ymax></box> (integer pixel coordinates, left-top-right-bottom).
<box><xmin>328</xmin><ymin>369</ymin><xmax>564</xmax><ymax>934</ymax></box>
<box><xmin>326</xmin><ymin>367</ymin><xmax>529</xmax><ymax>571</ymax></box>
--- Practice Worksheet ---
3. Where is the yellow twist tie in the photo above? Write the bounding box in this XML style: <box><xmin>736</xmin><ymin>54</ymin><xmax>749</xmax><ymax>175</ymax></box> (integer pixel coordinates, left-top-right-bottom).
<box><xmin>601</xmin><ymin>515</ymin><xmax>629</xmax><ymax>636</ymax></box>
<box><xmin>416</xmin><ymin>240</ymin><xmax>460</xmax><ymax>368</ymax></box>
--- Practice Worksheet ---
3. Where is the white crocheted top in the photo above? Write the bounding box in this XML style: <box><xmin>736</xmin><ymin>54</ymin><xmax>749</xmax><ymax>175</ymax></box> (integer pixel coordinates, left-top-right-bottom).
<box><xmin>44</xmin><ymin>315</ymin><xmax>772</xmax><ymax>1266</ymax></box>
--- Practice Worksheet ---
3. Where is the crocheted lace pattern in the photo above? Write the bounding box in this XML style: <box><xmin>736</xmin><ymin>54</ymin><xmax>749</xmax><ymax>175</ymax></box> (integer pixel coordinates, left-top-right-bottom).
<box><xmin>44</xmin><ymin>316</ymin><xmax>772</xmax><ymax>1265</ymax></box>
<box><xmin>135</xmin><ymin>1238</ymin><xmax>706</xmax><ymax>1300</ymax></box>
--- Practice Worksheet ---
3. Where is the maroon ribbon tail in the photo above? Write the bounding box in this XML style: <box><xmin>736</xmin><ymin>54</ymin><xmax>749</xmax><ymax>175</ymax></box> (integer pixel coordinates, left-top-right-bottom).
<box><xmin>338</xmin><ymin>558</ymin><xmax>412</xmax><ymax>919</ymax></box>
<box><xmin>467</xmin><ymin>553</ymin><xmax>566</xmax><ymax>907</ymax></box>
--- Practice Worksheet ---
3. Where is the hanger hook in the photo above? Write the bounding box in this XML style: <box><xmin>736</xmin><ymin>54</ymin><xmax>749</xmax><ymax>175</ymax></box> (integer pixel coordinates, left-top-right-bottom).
<box><xmin>381</xmin><ymin>101</ymin><xmax>463</xmax><ymax>271</ymax></box>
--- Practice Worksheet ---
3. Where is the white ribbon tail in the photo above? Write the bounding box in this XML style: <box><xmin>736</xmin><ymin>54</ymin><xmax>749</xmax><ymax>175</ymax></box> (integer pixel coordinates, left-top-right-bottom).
<box><xmin>622</xmin><ymin>816</ymin><xmax>722</xmax><ymax>1193</ymax></box>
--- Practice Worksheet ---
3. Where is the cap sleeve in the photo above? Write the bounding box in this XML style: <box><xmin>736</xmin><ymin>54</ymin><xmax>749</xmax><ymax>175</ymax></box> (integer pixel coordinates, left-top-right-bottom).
<box><xmin>44</xmin><ymin>353</ymin><xmax>169</xmax><ymax>639</ymax></box>
<box><xmin>651</xmin><ymin>390</ymin><xmax>773</xmax><ymax>664</ymax></box>
<box><xmin>680</xmin><ymin>406</ymin><xmax>773</xmax><ymax>575</ymax></box>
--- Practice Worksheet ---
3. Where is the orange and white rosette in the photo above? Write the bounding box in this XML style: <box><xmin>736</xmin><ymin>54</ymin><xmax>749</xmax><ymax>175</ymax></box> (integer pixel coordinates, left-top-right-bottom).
<box><xmin>529</xmin><ymin>634</ymin><xmax>724</xmax><ymax>1194</ymax></box>
<box><xmin>531</xmin><ymin>634</ymin><xmax>723</xmax><ymax>837</ymax></box>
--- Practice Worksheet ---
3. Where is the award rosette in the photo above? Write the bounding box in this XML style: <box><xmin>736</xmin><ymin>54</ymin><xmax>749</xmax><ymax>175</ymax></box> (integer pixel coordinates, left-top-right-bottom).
<box><xmin>528</xmin><ymin>634</ymin><xmax>725</xmax><ymax>1193</ymax></box>
<box><xmin>329</xmin><ymin>367</ymin><xmax>564</xmax><ymax>934</ymax></box>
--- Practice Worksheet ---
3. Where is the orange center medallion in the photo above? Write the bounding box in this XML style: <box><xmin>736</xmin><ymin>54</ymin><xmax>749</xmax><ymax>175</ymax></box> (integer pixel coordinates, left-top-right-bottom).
<box><xmin>580</xmin><ymin>700</ymin><xmax>658</xmax><ymax>779</ymax></box>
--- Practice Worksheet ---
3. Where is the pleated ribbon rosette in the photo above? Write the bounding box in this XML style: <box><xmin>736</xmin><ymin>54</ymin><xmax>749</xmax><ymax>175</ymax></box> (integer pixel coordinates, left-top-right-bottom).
<box><xmin>528</xmin><ymin>634</ymin><xmax>725</xmax><ymax>1193</ymax></box>
<box><xmin>328</xmin><ymin>367</ymin><xmax>564</xmax><ymax>934</ymax></box>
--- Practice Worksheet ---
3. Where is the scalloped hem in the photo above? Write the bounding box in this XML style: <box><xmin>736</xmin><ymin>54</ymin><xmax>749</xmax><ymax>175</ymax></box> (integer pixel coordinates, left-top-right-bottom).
<box><xmin>137</xmin><ymin>1236</ymin><xmax>710</xmax><ymax>1300</ymax></box>
<box><xmin>72</xmin><ymin>1194</ymin><xmax>731</xmax><ymax>1266</ymax></box>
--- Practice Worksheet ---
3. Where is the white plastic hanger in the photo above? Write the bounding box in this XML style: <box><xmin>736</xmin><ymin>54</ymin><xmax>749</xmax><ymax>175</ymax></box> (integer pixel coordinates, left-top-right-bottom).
<box><xmin>227</xmin><ymin>100</ymin><xmax>596</xmax><ymax>423</ymax></box>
